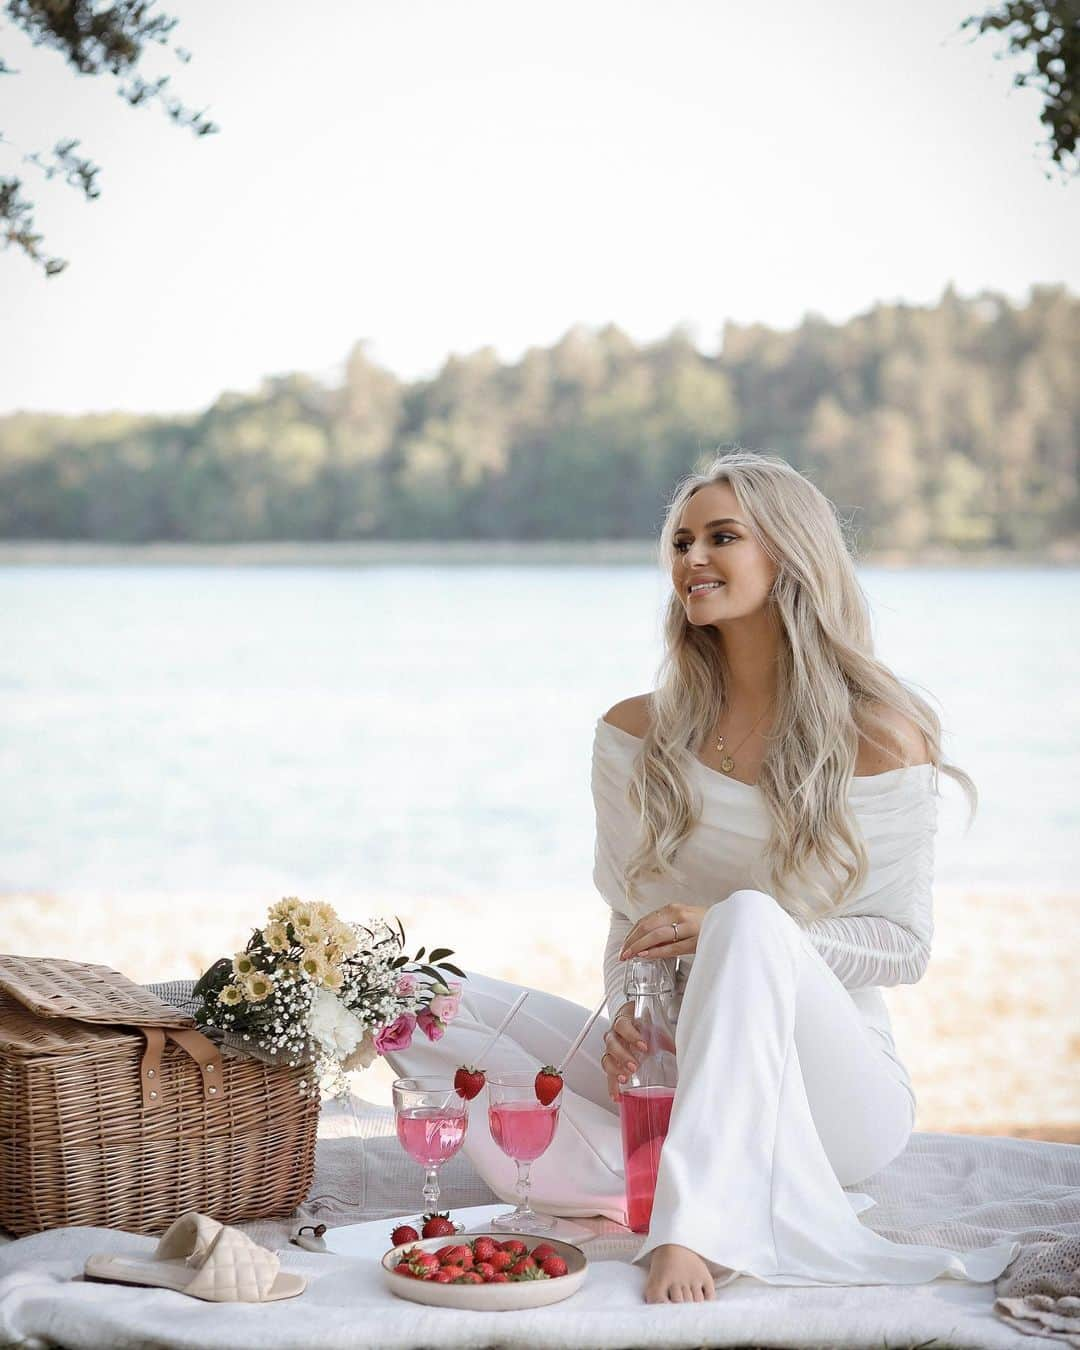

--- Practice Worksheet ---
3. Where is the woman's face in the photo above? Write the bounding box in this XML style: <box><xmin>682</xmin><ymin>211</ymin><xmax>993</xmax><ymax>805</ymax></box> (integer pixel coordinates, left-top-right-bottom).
<box><xmin>670</xmin><ymin>482</ymin><xmax>779</xmax><ymax>627</ymax></box>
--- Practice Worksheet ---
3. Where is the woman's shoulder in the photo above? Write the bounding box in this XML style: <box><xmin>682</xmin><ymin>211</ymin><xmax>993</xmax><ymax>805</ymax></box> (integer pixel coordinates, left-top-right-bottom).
<box><xmin>599</xmin><ymin>692</ymin><xmax>654</xmax><ymax>740</ymax></box>
<box><xmin>854</xmin><ymin>701</ymin><xmax>932</xmax><ymax>777</ymax></box>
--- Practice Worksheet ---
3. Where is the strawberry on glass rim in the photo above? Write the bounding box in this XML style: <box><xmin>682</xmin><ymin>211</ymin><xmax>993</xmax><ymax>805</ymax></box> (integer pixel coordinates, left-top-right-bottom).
<box><xmin>534</xmin><ymin>1065</ymin><xmax>563</xmax><ymax>1106</ymax></box>
<box><xmin>454</xmin><ymin>1065</ymin><xmax>486</xmax><ymax>1100</ymax></box>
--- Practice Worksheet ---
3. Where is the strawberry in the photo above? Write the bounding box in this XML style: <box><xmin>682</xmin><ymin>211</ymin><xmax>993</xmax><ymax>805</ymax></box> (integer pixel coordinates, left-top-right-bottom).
<box><xmin>487</xmin><ymin>1249</ymin><xmax>513</xmax><ymax>1272</ymax></box>
<box><xmin>510</xmin><ymin>1265</ymin><xmax>550</xmax><ymax>1281</ymax></box>
<box><xmin>539</xmin><ymin>1255</ymin><xmax>568</xmax><ymax>1277</ymax></box>
<box><xmin>474</xmin><ymin>1261</ymin><xmax>496</xmax><ymax>1281</ymax></box>
<box><xmin>471</xmin><ymin>1236</ymin><xmax>499</xmax><ymax>1262</ymax></box>
<box><xmin>440</xmin><ymin>1243</ymin><xmax>473</xmax><ymax>1269</ymax></box>
<box><xmin>535</xmin><ymin>1064</ymin><xmax>563</xmax><ymax>1106</ymax></box>
<box><xmin>529</xmin><ymin>1242</ymin><xmax>557</xmax><ymax>1263</ymax></box>
<box><xmin>500</xmin><ymin>1238</ymin><xmax>527</xmax><ymax>1257</ymax></box>
<box><xmin>509</xmin><ymin>1255</ymin><xmax>537</xmax><ymax>1275</ymax></box>
<box><xmin>432</xmin><ymin>1269</ymin><xmax>454</xmax><ymax>1283</ymax></box>
<box><xmin>453</xmin><ymin>1271</ymin><xmax>483</xmax><ymax>1284</ymax></box>
<box><xmin>409</xmin><ymin>1251</ymin><xmax>440</xmax><ymax>1276</ymax></box>
<box><xmin>421</xmin><ymin>1211</ymin><xmax>456</xmax><ymax>1239</ymax></box>
<box><xmin>393</xmin><ymin>1265</ymin><xmax>418</xmax><ymax>1278</ymax></box>
<box><xmin>390</xmin><ymin>1224</ymin><xmax>419</xmax><ymax>1246</ymax></box>
<box><xmin>434</xmin><ymin>1244</ymin><xmax>461</xmax><ymax>1265</ymax></box>
<box><xmin>490</xmin><ymin>1271</ymin><xmax>510</xmax><ymax>1282</ymax></box>
<box><xmin>454</xmin><ymin>1065</ymin><xmax>486</xmax><ymax>1101</ymax></box>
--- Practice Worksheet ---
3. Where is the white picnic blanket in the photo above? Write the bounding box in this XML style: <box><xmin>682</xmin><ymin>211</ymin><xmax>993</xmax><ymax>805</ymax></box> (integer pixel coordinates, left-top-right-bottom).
<box><xmin>2</xmin><ymin>1092</ymin><xmax>1079</xmax><ymax>1349</ymax></box>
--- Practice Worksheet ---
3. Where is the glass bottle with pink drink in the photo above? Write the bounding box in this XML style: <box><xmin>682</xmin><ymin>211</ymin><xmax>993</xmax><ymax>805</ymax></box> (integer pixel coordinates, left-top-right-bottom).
<box><xmin>618</xmin><ymin>957</ymin><xmax>680</xmax><ymax>1233</ymax></box>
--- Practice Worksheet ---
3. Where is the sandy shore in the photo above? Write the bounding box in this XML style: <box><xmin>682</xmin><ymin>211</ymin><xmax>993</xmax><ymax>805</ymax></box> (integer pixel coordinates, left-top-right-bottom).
<box><xmin>3</xmin><ymin>886</ymin><xmax>1076</xmax><ymax>1140</ymax></box>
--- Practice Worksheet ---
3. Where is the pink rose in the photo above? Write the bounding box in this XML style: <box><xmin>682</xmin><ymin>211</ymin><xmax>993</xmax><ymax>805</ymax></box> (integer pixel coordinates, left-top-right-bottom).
<box><xmin>417</xmin><ymin>1009</ymin><xmax>444</xmax><ymax>1042</ymax></box>
<box><xmin>428</xmin><ymin>980</ymin><xmax>462</xmax><ymax>1023</ymax></box>
<box><xmin>395</xmin><ymin>972</ymin><xmax>419</xmax><ymax>997</ymax></box>
<box><xmin>373</xmin><ymin>1011</ymin><xmax>416</xmax><ymax>1055</ymax></box>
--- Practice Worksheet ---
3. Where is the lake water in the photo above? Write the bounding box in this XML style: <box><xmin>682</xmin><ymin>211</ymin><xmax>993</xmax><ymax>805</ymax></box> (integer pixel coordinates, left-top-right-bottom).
<box><xmin>2</xmin><ymin>564</ymin><xmax>1077</xmax><ymax>909</ymax></box>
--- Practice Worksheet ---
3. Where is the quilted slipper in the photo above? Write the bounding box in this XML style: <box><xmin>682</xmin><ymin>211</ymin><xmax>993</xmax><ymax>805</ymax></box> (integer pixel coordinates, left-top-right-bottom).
<box><xmin>84</xmin><ymin>1211</ymin><xmax>307</xmax><ymax>1302</ymax></box>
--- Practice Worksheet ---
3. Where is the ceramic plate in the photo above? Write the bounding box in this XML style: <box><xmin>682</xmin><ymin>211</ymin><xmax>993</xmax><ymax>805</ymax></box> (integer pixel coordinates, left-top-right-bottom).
<box><xmin>380</xmin><ymin>1232</ymin><xmax>588</xmax><ymax>1310</ymax></box>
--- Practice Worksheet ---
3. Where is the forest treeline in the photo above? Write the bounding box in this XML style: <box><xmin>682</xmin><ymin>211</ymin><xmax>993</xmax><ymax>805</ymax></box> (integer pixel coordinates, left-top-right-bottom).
<box><xmin>2</xmin><ymin>284</ymin><xmax>1076</xmax><ymax>550</ymax></box>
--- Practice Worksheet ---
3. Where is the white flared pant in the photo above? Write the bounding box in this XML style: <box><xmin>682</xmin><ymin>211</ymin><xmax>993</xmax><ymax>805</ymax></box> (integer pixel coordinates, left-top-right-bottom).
<box><xmin>384</xmin><ymin>889</ymin><xmax>1021</xmax><ymax>1287</ymax></box>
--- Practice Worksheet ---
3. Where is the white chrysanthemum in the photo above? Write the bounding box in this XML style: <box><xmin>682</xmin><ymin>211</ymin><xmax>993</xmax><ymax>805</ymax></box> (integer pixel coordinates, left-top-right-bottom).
<box><xmin>312</xmin><ymin>901</ymin><xmax>338</xmax><ymax>925</ymax></box>
<box><xmin>308</xmin><ymin>987</ymin><xmax>367</xmax><ymax>1060</ymax></box>
<box><xmin>217</xmin><ymin>984</ymin><xmax>243</xmax><ymax>1006</ymax></box>
<box><xmin>268</xmin><ymin>896</ymin><xmax>302</xmax><ymax>923</ymax></box>
<box><xmin>332</xmin><ymin>921</ymin><xmax>360</xmax><ymax>956</ymax></box>
<box><xmin>264</xmin><ymin>921</ymin><xmax>289</xmax><ymax>953</ymax></box>
<box><xmin>243</xmin><ymin>971</ymin><xmax>273</xmax><ymax>1003</ymax></box>
<box><xmin>233</xmin><ymin>951</ymin><xmax>255</xmax><ymax>977</ymax></box>
<box><xmin>291</xmin><ymin>903</ymin><xmax>327</xmax><ymax>943</ymax></box>
<box><xmin>299</xmin><ymin>948</ymin><xmax>329</xmax><ymax>983</ymax></box>
<box><xmin>322</xmin><ymin>963</ymin><xmax>344</xmax><ymax>992</ymax></box>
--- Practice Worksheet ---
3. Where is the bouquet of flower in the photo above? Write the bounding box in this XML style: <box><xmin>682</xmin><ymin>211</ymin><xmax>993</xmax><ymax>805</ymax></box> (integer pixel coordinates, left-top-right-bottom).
<box><xmin>191</xmin><ymin>897</ymin><xmax>464</xmax><ymax>1097</ymax></box>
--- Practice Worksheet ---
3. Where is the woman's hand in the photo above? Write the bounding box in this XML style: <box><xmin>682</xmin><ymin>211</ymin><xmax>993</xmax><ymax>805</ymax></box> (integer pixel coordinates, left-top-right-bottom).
<box><xmin>618</xmin><ymin>903</ymin><xmax>708</xmax><ymax>962</ymax></box>
<box><xmin>602</xmin><ymin>1000</ymin><xmax>648</xmax><ymax>1103</ymax></box>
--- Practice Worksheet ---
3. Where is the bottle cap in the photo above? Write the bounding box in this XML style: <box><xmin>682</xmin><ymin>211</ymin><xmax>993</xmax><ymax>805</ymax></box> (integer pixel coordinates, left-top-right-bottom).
<box><xmin>623</xmin><ymin>957</ymin><xmax>676</xmax><ymax>997</ymax></box>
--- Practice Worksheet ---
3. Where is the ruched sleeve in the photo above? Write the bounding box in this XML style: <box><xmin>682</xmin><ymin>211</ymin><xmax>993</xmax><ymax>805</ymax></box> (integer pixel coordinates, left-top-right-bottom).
<box><xmin>602</xmin><ymin>909</ymin><xmax>634</xmax><ymax>1024</ymax></box>
<box><xmin>792</xmin><ymin>765</ymin><xmax>938</xmax><ymax>989</ymax></box>
<box><xmin>592</xmin><ymin>718</ymin><xmax>641</xmax><ymax>1020</ymax></box>
<box><xmin>796</xmin><ymin>913</ymin><xmax>930</xmax><ymax>989</ymax></box>
<box><xmin>592</xmin><ymin>722</ymin><xmax>633</xmax><ymax>913</ymax></box>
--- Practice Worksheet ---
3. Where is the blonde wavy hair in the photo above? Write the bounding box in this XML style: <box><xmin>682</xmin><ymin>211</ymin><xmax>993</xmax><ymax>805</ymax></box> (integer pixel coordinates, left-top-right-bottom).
<box><xmin>622</xmin><ymin>449</ymin><xmax>976</xmax><ymax>921</ymax></box>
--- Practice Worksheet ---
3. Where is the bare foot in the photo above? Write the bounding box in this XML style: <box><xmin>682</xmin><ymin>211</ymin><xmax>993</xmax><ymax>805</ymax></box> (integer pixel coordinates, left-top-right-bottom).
<box><xmin>644</xmin><ymin>1243</ymin><xmax>716</xmax><ymax>1303</ymax></box>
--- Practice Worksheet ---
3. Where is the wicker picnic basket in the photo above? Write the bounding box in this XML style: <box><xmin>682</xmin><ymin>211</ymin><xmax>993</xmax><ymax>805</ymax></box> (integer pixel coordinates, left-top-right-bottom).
<box><xmin>0</xmin><ymin>954</ymin><xmax>320</xmax><ymax>1237</ymax></box>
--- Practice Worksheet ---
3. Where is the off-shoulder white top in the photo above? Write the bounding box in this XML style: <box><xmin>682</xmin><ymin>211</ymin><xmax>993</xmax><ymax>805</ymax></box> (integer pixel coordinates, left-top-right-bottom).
<box><xmin>592</xmin><ymin>715</ymin><xmax>938</xmax><ymax>1103</ymax></box>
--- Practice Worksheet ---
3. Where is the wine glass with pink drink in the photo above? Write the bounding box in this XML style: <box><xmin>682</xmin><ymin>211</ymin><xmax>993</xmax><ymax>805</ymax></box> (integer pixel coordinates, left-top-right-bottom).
<box><xmin>486</xmin><ymin>1069</ymin><xmax>562</xmax><ymax>1233</ymax></box>
<box><xmin>392</xmin><ymin>1076</ymin><xmax>469</xmax><ymax>1219</ymax></box>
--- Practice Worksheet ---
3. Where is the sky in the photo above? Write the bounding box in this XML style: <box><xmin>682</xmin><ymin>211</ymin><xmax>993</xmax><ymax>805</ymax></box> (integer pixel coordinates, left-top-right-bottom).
<box><xmin>1</xmin><ymin>0</ymin><xmax>1077</xmax><ymax>416</ymax></box>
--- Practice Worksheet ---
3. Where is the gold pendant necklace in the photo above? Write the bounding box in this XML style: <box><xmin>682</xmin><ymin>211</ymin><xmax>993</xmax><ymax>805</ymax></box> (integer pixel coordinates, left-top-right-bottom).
<box><xmin>715</xmin><ymin>705</ymin><xmax>772</xmax><ymax>774</ymax></box>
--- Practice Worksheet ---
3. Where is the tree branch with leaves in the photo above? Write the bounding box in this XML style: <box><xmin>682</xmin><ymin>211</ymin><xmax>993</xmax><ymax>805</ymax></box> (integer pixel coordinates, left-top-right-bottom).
<box><xmin>962</xmin><ymin>0</ymin><xmax>1079</xmax><ymax>176</ymax></box>
<box><xmin>1</xmin><ymin>0</ymin><xmax>217</xmax><ymax>275</ymax></box>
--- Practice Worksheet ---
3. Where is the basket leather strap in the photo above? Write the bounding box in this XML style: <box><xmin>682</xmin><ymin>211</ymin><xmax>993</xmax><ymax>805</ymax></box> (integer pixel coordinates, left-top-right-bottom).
<box><xmin>167</xmin><ymin>1027</ymin><xmax>225</xmax><ymax>1101</ymax></box>
<box><xmin>139</xmin><ymin>1026</ymin><xmax>225</xmax><ymax>1109</ymax></box>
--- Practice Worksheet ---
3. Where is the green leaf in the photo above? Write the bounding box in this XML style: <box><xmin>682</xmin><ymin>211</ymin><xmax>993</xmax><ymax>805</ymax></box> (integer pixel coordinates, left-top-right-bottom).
<box><xmin>414</xmin><ymin>947</ymin><xmax>426</xmax><ymax>961</ymax></box>
<box><xmin>191</xmin><ymin>957</ymin><xmax>232</xmax><ymax>998</ymax></box>
<box><xmin>437</xmin><ymin>961</ymin><xmax>466</xmax><ymax>980</ymax></box>
<box><xmin>428</xmin><ymin>947</ymin><xmax>454</xmax><ymax>962</ymax></box>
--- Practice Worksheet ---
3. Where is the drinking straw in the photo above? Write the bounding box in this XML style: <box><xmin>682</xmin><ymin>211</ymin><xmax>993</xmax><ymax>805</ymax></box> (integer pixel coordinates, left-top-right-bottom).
<box><xmin>475</xmin><ymin>991</ymin><xmax>529</xmax><ymax>1064</ymax></box>
<box><xmin>557</xmin><ymin>993</ymin><xmax>608</xmax><ymax>1076</ymax></box>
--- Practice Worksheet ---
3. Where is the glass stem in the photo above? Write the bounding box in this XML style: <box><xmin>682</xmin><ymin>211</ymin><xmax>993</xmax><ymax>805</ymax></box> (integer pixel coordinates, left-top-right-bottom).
<box><xmin>514</xmin><ymin>1159</ymin><xmax>532</xmax><ymax>1212</ymax></box>
<box><xmin>422</xmin><ymin>1165</ymin><xmax>440</xmax><ymax>1213</ymax></box>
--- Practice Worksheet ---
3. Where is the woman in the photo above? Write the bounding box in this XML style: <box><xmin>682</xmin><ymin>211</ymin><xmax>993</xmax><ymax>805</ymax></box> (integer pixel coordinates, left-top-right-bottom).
<box><xmin>384</xmin><ymin>450</ymin><xmax>1020</xmax><ymax>1303</ymax></box>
